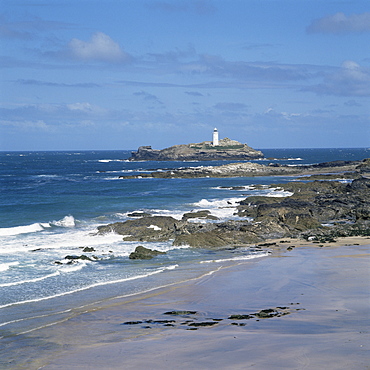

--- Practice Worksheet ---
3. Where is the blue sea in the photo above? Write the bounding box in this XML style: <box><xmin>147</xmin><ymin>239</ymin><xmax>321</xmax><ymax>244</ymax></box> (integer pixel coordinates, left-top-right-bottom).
<box><xmin>0</xmin><ymin>148</ymin><xmax>368</xmax><ymax>342</ymax></box>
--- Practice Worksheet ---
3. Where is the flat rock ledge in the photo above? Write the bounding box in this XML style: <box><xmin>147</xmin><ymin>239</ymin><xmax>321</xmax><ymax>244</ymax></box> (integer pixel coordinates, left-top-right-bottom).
<box><xmin>119</xmin><ymin>158</ymin><xmax>369</xmax><ymax>179</ymax></box>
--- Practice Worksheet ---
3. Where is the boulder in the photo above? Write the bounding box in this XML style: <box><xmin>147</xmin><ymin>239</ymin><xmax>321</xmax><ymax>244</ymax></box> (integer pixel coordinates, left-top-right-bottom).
<box><xmin>127</xmin><ymin>212</ymin><xmax>152</xmax><ymax>218</ymax></box>
<box><xmin>82</xmin><ymin>247</ymin><xmax>95</xmax><ymax>252</ymax></box>
<box><xmin>64</xmin><ymin>255</ymin><xmax>94</xmax><ymax>261</ymax></box>
<box><xmin>129</xmin><ymin>246</ymin><xmax>166</xmax><ymax>260</ymax></box>
<box><xmin>182</xmin><ymin>210</ymin><xmax>219</xmax><ymax>221</ymax></box>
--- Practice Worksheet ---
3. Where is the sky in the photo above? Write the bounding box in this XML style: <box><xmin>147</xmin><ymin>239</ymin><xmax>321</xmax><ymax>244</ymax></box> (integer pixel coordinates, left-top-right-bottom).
<box><xmin>0</xmin><ymin>0</ymin><xmax>369</xmax><ymax>151</ymax></box>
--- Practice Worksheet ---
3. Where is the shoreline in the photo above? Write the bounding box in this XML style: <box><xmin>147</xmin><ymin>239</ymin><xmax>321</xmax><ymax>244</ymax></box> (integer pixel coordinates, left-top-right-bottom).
<box><xmin>119</xmin><ymin>158</ymin><xmax>369</xmax><ymax>179</ymax></box>
<box><xmin>4</xmin><ymin>237</ymin><xmax>368</xmax><ymax>369</ymax></box>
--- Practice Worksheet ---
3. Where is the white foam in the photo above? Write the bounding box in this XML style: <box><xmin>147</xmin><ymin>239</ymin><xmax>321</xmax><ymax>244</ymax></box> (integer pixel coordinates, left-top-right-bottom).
<box><xmin>52</xmin><ymin>215</ymin><xmax>76</xmax><ymax>228</ymax></box>
<box><xmin>264</xmin><ymin>188</ymin><xmax>294</xmax><ymax>197</ymax></box>
<box><xmin>0</xmin><ymin>271</ymin><xmax>60</xmax><ymax>287</ymax></box>
<box><xmin>0</xmin><ymin>226</ymin><xmax>124</xmax><ymax>255</ymax></box>
<box><xmin>148</xmin><ymin>225</ymin><xmax>161</xmax><ymax>231</ymax></box>
<box><xmin>59</xmin><ymin>262</ymin><xmax>88</xmax><ymax>273</ymax></box>
<box><xmin>97</xmin><ymin>159</ymin><xmax>124</xmax><ymax>163</ymax></box>
<box><xmin>193</xmin><ymin>197</ymin><xmax>242</xmax><ymax>208</ymax></box>
<box><xmin>191</xmin><ymin>197</ymin><xmax>245</xmax><ymax>220</ymax></box>
<box><xmin>0</xmin><ymin>261</ymin><xmax>19</xmax><ymax>272</ymax></box>
<box><xmin>0</xmin><ymin>264</ymin><xmax>179</xmax><ymax>309</ymax></box>
<box><xmin>0</xmin><ymin>223</ymin><xmax>47</xmax><ymax>236</ymax></box>
<box><xmin>35</xmin><ymin>174</ymin><xmax>58</xmax><ymax>178</ymax></box>
<box><xmin>151</xmin><ymin>209</ymin><xmax>185</xmax><ymax>221</ymax></box>
<box><xmin>165</xmin><ymin>264</ymin><xmax>179</xmax><ymax>270</ymax></box>
<box><xmin>200</xmin><ymin>252</ymin><xmax>269</xmax><ymax>264</ymax></box>
<box><xmin>214</xmin><ymin>185</ymin><xmax>254</xmax><ymax>191</ymax></box>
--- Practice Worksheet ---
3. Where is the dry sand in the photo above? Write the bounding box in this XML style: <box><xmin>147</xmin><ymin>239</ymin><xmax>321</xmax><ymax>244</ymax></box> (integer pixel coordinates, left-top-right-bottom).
<box><xmin>12</xmin><ymin>238</ymin><xmax>370</xmax><ymax>369</ymax></box>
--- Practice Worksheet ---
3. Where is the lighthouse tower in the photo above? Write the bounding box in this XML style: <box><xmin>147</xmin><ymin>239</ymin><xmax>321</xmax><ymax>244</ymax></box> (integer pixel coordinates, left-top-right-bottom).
<box><xmin>212</xmin><ymin>128</ymin><xmax>219</xmax><ymax>146</ymax></box>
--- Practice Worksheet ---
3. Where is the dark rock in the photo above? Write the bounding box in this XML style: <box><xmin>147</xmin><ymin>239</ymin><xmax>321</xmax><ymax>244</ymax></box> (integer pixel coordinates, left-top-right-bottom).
<box><xmin>228</xmin><ymin>314</ymin><xmax>253</xmax><ymax>320</ymax></box>
<box><xmin>348</xmin><ymin>177</ymin><xmax>370</xmax><ymax>191</ymax></box>
<box><xmin>237</xmin><ymin>177</ymin><xmax>370</xmax><ymax>235</ymax></box>
<box><xmin>164</xmin><ymin>311</ymin><xmax>198</xmax><ymax>316</ymax></box>
<box><xmin>301</xmin><ymin>172</ymin><xmax>361</xmax><ymax>181</ymax></box>
<box><xmin>64</xmin><ymin>255</ymin><xmax>93</xmax><ymax>261</ymax></box>
<box><xmin>173</xmin><ymin>229</ymin><xmax>236</xmax><ymax>248</ymax></box>
<box><xmin>254</xmin><ymin>309</ymin><xmax>279</xmax><ymax>318</ymax></box>
<box><xmin>188</xmin><ymin>322</ymin><xmax>218</xmax><ymax>327</ymax></box>
<box><xmin>82</xmin><ymin>247</ymin><xmax>95</xmax><ymax>252</ymax></box>
<box><xmin>151</xmin><ymin>320</ymin><xmax>176</xmax><ymax>324</ymax></box>
<box><xmin>356</xmin><ymin>158</ymin><xmax>370</xmax><ymax>173</ymax></box>
<box><xmin>129</xmin><ymin>246</ymin><xmax>166</xmax><ymax>260</ymax></box>
<box><xmin>182</xmin><ymin>210</ymin><xmax>219</xmax><ymax>221</ymax></box>
<box><xmin>312</xmin><ymin>160</ymin><xmax>361</xmax><ymax>168</ymax></box>
<box><xmin>127</xmin><ymin>212</ymin><xmax>152</xmax><ymax>218</ymax></box>
<box><xmin>121</xmin><ymin>321</ymin><xmax>143</xmax><ymax>325</ymax></box>
<box><xmin>130</xmin><ymin>146</ymin><xmax>161</xmax><ymax>160</ymax></box>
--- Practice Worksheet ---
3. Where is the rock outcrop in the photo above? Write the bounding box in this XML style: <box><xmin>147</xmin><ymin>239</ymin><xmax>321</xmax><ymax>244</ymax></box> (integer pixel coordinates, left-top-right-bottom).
<box><xmin>120</xmin><ymin>158</ymin><xmax>367</xmax><ymax>179</ymax></box>
<box><xmin>129</xmin><ymin>138</ymin><xmax>264</xmax><ymax>161</ymax></box>
<box><xmin>98</xmin><ymin>174</ymin><xmax>370</xmax><ymax>249</ymax></box>
<box><xmin>97</xmin><ymin>216</ymin><xmax>178</xmax><ymax>242</ymax></box>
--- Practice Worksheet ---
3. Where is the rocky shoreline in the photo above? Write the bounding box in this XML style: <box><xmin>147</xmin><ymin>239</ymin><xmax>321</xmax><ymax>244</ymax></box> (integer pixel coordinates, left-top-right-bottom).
<box><xmin>119</xmin><ymin>158</ymin><xmax>369</xmax><ymax>179</ymax></box>
<box><xmin>98</xmin><ymin>159</ymin><xmax>370</xmax><ymax>253</ymax></box>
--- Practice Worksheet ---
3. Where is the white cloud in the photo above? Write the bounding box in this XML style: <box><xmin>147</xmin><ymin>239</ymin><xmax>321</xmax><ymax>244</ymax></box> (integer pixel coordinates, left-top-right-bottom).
<box><xmin>0</xmin><ymin>119</ymin><xmax>50</xmax><ymax>130</ymax></box>
<box><xmin>303</xmin><ymin>61</ymin><xmax>370</xmax><ymax>97</ymax></box>
<box><xmin>307</xmin><ymin>12</ymin><xmax>370</xmax><ymax>34</ymax></box>
<box><xmin>67</xmin><ymin>102</ymin><xmax>94</xmax><ymax>112</ymax></box>
<box><xmin>68</xmin><ymin>32</ymin><xmax>129</xmax><ymax>62</ymax></box>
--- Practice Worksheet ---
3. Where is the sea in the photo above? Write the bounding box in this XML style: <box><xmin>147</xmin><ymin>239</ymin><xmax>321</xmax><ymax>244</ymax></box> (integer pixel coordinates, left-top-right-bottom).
<box><xmin>0</xmin><ymin>148</ymin><xmax>368</xmax><ymax>347</ymax></box>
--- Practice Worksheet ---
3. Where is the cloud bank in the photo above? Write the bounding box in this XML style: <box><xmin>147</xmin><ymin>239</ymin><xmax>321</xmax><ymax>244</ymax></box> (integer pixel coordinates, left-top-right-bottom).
<box><xmin>307</xmin><ymin>12</ymin><xmax>370</xmax><ymax>34</ymax></box>
<box><xmin>304</xmin><ymin>61</ymin><xmax>370</xmax><ymax>97</ymax></box>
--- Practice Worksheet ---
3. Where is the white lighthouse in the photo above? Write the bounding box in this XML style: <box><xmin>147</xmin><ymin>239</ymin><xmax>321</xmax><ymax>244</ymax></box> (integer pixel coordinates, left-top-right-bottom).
<box><xmin>212</xmin><ymin>128</ymin><xmax>219</xmax><ymax>146</ymax></box>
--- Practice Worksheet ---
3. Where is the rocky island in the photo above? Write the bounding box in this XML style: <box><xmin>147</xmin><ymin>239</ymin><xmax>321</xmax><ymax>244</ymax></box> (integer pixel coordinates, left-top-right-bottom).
<box><xmin>129</xmin><ymin>129</ymin><xmax>264</xmax><ymax>161</ymax></box>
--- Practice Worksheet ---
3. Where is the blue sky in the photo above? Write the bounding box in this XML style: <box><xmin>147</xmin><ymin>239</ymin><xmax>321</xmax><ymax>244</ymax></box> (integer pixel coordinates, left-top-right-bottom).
<box><xmin>0</xmin><ymin>0</ymin><xmax>369</xmax><ymax>150</ymax></box>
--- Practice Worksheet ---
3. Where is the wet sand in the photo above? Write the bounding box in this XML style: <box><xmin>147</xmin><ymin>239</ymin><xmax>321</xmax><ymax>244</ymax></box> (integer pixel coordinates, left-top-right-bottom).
<box><xmin>25</xmin><ymin>237</ymin><xmax>369</xmax><ymax>370</ymax></box>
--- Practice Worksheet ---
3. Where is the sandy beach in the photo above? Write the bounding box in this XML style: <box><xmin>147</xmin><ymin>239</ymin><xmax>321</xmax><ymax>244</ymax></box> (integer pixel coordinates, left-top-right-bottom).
<box><xmin>4</xmin><ymin>237</ymin><xmax>364</xmax><ymax>369</ymax></box>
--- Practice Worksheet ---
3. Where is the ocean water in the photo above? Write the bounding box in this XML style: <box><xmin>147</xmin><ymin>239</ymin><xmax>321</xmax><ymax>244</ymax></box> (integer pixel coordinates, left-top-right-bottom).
<box><xmin>0</xmin><ymin>148</ymin><xmax>368</xmax><ymax>342</ymax></box>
